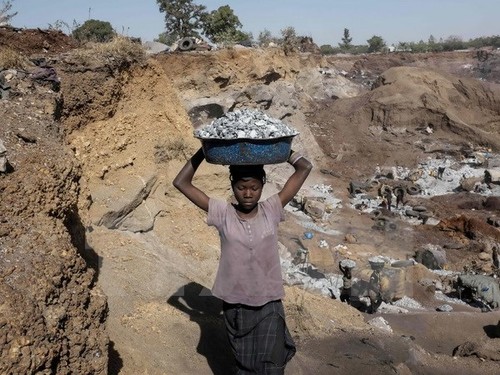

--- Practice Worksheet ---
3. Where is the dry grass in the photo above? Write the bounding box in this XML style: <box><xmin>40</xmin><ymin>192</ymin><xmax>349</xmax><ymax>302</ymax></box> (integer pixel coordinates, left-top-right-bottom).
<box><xmin>67</xmin><ymin>36</ymin><xmax>146</xmax><ymax>68</ymax></box>
<box><xmin>0</xmin><ymin>47</ymin><xmax>30</xmax><ymax>69</ymax></box>
<box><xmin>154</xmin><ymin>137</ymin><xmax>189</xmax><ymax>163</ymax></box>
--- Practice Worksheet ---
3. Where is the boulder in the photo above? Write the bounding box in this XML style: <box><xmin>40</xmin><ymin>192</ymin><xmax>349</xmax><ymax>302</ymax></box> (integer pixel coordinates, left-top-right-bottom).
<box><xmin>461</xmin><ymin>176</ymin><xmax>483</xmax><ymax>192</ymax></box>
<box><xmin>303</xmin><ymin>198</ymin><xmax>326</xmax><ymax>220</ymax></box>
<box><xmin>414</xmin><ymin>245</ymin><xmax>447</xmax><ymax>270</ymax></box>
<box><xmin>458</xmin><ymin>274</ymin><xmax>500</xmax><ymax>308</ymax></box>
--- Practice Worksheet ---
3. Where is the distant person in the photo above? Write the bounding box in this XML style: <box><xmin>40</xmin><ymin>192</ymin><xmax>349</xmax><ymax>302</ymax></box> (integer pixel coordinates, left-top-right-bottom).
<box><xmin>384</xmin><ymin>189</ymin><xmax>393</xmax><ymax>212</ymax></box>
<box><xmin>395</xmin><ymin>187</ymin><xmax>405</xmax><ymax>209</ymax></box>
<box><xmin>173</xmin><ymin>148</ymin><xmax>312</xmax><ymax>374</ymax></box>
<box><xmin>437</xmin><ymin>167</ymin><xmax>445</xmax><ymax>180</ymax></box>
<box><xmin>339</xmin><ymin>261</ymin><xmax>353</xmax><ymax>304</ymax></box>
<box><xmin>368</xmin><ymin>266</ymin><xmax>383</xmax><ymax>314</ymax></box>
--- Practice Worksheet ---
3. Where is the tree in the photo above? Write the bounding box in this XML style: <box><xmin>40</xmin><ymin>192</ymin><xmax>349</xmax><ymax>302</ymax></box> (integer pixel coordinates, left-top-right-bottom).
<box><xmin>156</xmin><ymin>0</ymin><xmax>207</xmax><ymax>41</ymax></box>
<box><xmin>281</xmin><ymin>26</ymin><xmax>299</xmax><ymax>55</ymax></box>
<box><xmin>367</xmin><ymin>35</ymin><xmax>386</xmax><ymax>53</ymax></box>
<box><xmin>72</xmin><ymin>19</ymin><xmax>115</xmax><ymax>42</ymax></box>
<box><xmin>320</xmin><ymin>44</ymin><xmax>335</xmax><ymax>55</ymax></box>
<box><xmin>258</xmin><ymin>29</ymin><xmax>274</xmax><ymax>46</ymax></box>
<box><xmin>155</xmin><ymin>31</ymin><xmax>178</xmax><ymax>46</ymax></box>
<box><xmin>0</xmin><ymin>0</ymin><xmax>17</xmax><ymax>25</ymax></box>
<box><xmin>203</xmin><ymin>5</ymin><xmax>245</xmax><ymax>43</ymax></box>
<box><xmin>442</xmin><ymin>35</ymin><xmax>465</xmax><ymax>51</ymax></box>
<box><xmin>339</xmin><ymin>28</ymin><xmax>353</xmax><ymax>50</ymax></box>
<box><xmin>427</xmin><ymin>34</ymin><xmax>439</xmax><ymax>52</ymax></box>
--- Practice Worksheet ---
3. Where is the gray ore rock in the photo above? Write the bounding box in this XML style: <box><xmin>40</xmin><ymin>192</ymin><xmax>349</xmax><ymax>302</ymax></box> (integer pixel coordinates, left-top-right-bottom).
<box><xmin>194</xmin><ymin>109</ymin><xmax>299</xmax><ymax>139</ymax></box>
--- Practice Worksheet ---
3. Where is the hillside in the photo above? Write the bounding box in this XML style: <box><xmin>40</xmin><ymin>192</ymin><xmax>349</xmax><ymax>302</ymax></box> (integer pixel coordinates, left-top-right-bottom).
<box><xmin>1</xmin><ymin>27</ymin><xmax>500</xmax><ymax>374</ymax></box>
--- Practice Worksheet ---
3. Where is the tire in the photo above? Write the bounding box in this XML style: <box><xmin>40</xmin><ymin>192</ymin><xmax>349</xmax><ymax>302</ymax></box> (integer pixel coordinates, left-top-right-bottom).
<box><xmin>407</xmin><ymin>185</ymin><xmax>421</xmax><ymax>195</ymax></box>
<box><xmin>178</xmin><ymin>37</ymin><xmax>194</xmax><ymax>51</ymax></box>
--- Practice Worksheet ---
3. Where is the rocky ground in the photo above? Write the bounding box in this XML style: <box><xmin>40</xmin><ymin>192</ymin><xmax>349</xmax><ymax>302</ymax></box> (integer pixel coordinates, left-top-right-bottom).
<box><xmin>1</xmin><ymin>26</ymin><xmax>500</xmax><ymax>374</ymax></box>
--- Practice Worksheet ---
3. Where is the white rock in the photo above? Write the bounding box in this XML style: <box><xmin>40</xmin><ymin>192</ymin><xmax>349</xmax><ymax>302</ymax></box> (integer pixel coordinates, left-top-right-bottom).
<box><xmin>368</xmin><ymin>316</ymin><xmax>393</xmax><ymax>333</ymax></box>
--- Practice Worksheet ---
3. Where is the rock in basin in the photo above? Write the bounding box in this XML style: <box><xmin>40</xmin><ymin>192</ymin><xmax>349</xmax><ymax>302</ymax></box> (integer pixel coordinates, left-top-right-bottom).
<box><xmin>194</xmin><ymin>108</ymin><xmax>299</xmax><ymax>165</ymax></box>
<box><xmin>198</xmin><ymin>136</ymin><xmax>295</xmax><ymax>165</ymax></box>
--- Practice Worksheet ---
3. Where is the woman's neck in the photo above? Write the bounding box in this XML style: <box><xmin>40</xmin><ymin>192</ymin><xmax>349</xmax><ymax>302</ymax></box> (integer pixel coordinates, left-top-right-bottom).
<box><xmin>233</xmin><ymin>203</ymin><xmax>258</xmax><ymax>219</ymax></box>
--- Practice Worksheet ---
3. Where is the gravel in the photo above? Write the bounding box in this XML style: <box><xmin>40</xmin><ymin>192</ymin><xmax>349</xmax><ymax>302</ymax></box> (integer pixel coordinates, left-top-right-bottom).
<box><xmin>194</xmin><ymin>109</ymin><xmax>299</xmax><ymax>139</ymax></box>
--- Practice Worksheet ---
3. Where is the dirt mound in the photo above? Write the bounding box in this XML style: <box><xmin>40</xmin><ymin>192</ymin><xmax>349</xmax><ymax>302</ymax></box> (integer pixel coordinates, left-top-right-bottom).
<box><xmin>0</xmin><ymin>73</ymin><xmax>107</xmax><ymax>373</ymax></box>
<box><xmin>0</xmin><ymin>26</ymin><xmax>77</xmax><ymax>55</ymax></box>
<box><xmin>309</xmin><ymin>66</ymin><xmax>500</xmax><ymax>179</ymax></box>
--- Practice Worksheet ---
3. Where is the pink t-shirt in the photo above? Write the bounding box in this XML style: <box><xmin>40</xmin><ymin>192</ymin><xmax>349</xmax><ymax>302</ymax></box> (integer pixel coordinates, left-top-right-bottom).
<box><xmin>207</xmin><ymin>194</ymin><xmax>285</xmax><ymax>306</ymax></box>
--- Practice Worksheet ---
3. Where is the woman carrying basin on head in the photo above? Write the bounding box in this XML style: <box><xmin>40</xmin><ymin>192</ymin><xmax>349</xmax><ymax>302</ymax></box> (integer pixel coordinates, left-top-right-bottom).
<box><xmin>173</xmin><ymin>148</ymin><xmax>312</xmax><ymax>374</ymax></box>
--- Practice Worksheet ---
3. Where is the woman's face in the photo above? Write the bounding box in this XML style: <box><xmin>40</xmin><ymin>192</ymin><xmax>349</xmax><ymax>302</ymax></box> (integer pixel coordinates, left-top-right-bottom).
<box><xmin>232</xmin><ymin>177</ymin><xmax>263</xmax><ymax>211</ymax></box>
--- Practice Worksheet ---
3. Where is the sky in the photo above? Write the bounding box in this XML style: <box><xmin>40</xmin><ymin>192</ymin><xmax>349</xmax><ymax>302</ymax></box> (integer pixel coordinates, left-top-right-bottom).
<box><xmin>8</xmin><ymin>0</ymin><xmax>500</xmax><ymax>46</ymax></box>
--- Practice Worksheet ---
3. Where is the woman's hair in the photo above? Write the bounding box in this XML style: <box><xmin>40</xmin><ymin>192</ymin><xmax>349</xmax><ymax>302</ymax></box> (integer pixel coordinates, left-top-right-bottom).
<box><xmin>229</xmin><ymin>165</ymin><xmax>266</xmax><ymax>186</ymax></box>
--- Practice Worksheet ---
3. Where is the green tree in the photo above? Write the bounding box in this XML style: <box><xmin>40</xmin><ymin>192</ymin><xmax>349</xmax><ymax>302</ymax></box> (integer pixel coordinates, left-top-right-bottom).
<box><xmin>0</xmin><ymin>0</ymin><xmax>17</xmax><ymax>25</ymax></box>
<box><xmin>427</xmin><ymin>34</ymin><xmax>439</xmax><ymax>52</ymax></box>
<box><xmin>281</xmin><ymin>26</ymin><xmax>299</xmax><ymax>55</ymax></box>
<box><xmin>203</xmin><ymin>5</ymin><xmax>245</xmax><ymax>43</ymax></box>
<box><xmin>258</xmin><ymin>29</ymin><xmax>274</xmax><ymax>46</ymax></box>
<box><xmin>442</xmin><ymin>35</ymin><xmax>465</xmax><ymax>51</ymax></box>
<box><xmin>72</xmin><ymin>19</ymin><xmax>115</xmax><ymax>43</ymax></box>
<box><xmin>320</xmin><ymin>44</ymin><xmax>335</xmax><ymax>55</ymax></box>
<box><xmin>155</xmin><ymin>31</ymin><xmax>178</xmax><ymax>45</ymax></box>
<box><xmin>397</xmin><ymin>41</ymin><xmax>411</xmax><ymax>51</ymax></box>
<box><xmin>409</xmin><ymin>40</ymin><xmax>428</xmax><ymax>53</ymax></box>
<box><xmin>367</xmin><ymin>35</ymin><xmax>386</xmax><ymax>53</ymax></box>
<box><xmin>156</xmin><ymin>0</ymin><xmax>207</xmax><ymax>41</ymax></box>
<box><xmin>339</xmin><ymin>28</ymin><xmax>353</xmax><ymax>50</ymax></box>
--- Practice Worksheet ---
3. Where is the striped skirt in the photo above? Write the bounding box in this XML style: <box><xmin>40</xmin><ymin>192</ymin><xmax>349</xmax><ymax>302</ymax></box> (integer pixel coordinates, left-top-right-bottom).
<box><xmin>223</xmin><ymin>300</ymin><xmax>296</xmax><ymax>374</ymax></box>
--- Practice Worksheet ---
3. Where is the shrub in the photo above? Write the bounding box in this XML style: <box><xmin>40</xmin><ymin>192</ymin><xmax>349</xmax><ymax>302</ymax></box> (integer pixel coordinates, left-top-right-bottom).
<box><xmin>67</xmin><ymin>36</ymin><xmax>145</xmax><ymax>68</ymax></box>
<box><xmin>0</xmin><ymin>47</ymin><xmax>30</xmax><ymax>69</ymax></box>
<box><xmin>154</xmin><ymin>138</ymin><xmax>189</xmax><ymax>163</ymax></box>
<box><xmin>72</xmin><ymin>19</ymin><xmax>115</xmax><ymax>43</ymax></box>
<box><xmin>281</xmin><ymin>26</ymin><xmax>299</xmax><ymax>55</ymax></box>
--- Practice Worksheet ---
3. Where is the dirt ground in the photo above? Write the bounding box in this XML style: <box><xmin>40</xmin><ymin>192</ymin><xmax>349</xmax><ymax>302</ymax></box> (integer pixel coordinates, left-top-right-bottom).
<box><xmin>1</xmin><ymin>27</ymin><xmax>500</xmax><ymax>374</ymax></box>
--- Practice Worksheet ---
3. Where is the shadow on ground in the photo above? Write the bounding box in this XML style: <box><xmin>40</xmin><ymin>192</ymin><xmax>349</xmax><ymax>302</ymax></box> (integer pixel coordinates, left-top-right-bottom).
<box><xmin>168</xmin><ymin>282</ymin><xmax>235</xmax><ymax>375</ymax></box>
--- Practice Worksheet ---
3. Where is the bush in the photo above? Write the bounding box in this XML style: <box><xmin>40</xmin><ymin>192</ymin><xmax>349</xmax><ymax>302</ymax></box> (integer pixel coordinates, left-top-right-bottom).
<box><xmin>72</xmin><ymin>19</ymin><xmax>115</xmax><ymax>43</ymax></box>
<box><xmin>281</xmin><ymin>26</ymin><xmax>299</xmax><ymax>55</ymax></box>
<box><xmin>0</xmin><ymin>47</ymin><xmax>30</xmax><ymax>69</ymax></box>
<box><xmin>67</xmin><ymin>36</ymin><xmax>145</xmax><ymax>68</ymax></box>
<box><xmin>154</xmin><ymin>138</ymin><xmax>189</xmax><ymax>163</ymax></box>
<box><xmin>320</xmin><ymin>44</ymin><xmax>336</xmax><ymax>55</ymax></box>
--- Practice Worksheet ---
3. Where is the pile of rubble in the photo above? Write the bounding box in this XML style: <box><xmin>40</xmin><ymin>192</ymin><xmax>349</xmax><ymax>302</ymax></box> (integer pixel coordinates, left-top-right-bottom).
<box><xmin>349</xmin><ymin>152</ymin><xmax>500</xmax><ymax>226</ymax></box>
<box><xmin>194</xmin><ymin>109</ymin><xmax>299</xmax><ymax>139</ymax></box>
<box><xmin>280</xmin><ymin>241</ymin><xmax>500</xmax><ymax>313</ymax></box>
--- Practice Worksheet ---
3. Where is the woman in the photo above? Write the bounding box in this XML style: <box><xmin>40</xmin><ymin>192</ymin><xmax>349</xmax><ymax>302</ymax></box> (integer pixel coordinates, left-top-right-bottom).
<box><xmin>173</xmin><ymin>147</ymin><xmax>312</xmax><ymax>374</ymax></box>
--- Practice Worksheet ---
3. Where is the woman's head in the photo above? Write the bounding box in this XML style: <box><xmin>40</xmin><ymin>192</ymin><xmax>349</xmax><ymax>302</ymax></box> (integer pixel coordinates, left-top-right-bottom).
<box><xmin>229</xmin><ymin>164</ymin><xmax>266</xmax><ymax>186</ymax></box>
<box><xmin>229</xmin><ymin>165</ymin><xmax>266</xmax><ymax>212</ymax></box>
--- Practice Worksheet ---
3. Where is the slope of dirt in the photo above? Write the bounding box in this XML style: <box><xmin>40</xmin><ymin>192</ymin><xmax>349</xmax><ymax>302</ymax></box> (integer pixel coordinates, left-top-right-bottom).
<box><xmin>0</xmin><ymin>60</ymin><xmax>107</xmax><ymax>373</ymax></box>
<box><xmin>0</xmin><ymin>25</ymin><xmax>77</xmax><ymax>55</ymax></box>
<box><xmin>2</xmin><ymin>28</ymin><xmax>500</xmax><ymax>375</ymax></box>
<box><xmin>309</xmin><ymin>66</ymin><xmax>500</xmax><ymax>180</ymax></box>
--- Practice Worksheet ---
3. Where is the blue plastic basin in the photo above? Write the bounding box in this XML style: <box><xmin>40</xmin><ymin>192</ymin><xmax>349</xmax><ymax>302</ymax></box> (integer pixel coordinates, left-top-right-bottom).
<box><xmin>197</xmin><ymin>135</ymin><xmax>296</xmax><ymax>165</ymax></box>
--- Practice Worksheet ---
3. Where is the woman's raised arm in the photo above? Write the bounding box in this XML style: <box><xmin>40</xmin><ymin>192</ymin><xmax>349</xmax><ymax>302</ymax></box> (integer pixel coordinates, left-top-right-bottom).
<box><xmin>278</xmin><ymin>150</ymin><xmax>312</xmax><ymax>207</ymax></box>
<box><xmin>172</xmin><ymin>148</ymin><xmax>210</xmax><ymax>212</ymax></box>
